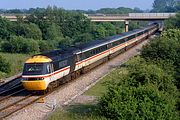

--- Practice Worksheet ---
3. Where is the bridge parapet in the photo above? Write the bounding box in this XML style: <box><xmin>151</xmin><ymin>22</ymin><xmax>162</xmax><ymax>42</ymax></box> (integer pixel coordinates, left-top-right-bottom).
<box><xmin>128</xmin><ymin>13</ymin><xmax>176</xmax><ymax>17</ymax></box>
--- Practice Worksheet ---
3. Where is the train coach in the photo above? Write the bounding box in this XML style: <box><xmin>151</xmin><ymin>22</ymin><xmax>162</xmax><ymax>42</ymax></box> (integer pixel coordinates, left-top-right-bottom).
<box><xmin>21</xmin><ymin>23</ymin><xmax>159</xmax><ymax>93</ymax></box>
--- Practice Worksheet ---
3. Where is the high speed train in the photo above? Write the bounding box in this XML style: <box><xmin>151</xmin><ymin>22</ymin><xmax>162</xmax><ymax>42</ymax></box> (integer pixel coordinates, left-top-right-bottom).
<box><xmin>22</xmin><ymin>23</ymin><xmax>159</xmax><ymax>92</ymax></box>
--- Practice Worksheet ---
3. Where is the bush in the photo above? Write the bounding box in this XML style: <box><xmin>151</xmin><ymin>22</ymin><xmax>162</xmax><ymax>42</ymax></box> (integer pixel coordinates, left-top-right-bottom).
<box><xmin>73</xmin><ymin>33</ymin><xmax>93</xmax><ymax>44</ymax></box>
<box><xmin>38</xmin><ymin>40</ymin><xmax>56</xmax><ymax>52</ymax></box>
<box><xmin>25</xmin><ymin>39</ymin><xmax>40</xmax><ymax>53</ymax></box>
<box><xmin>141</xmin><ymin>37</ymin><xmax>180</xmax><ymax>65</ymax></box>
<box><xmin>1</xmin><ymin>36</ymin><xmax>40</xmax><ymax>54</ymax></box>
<box><xmin>0</xmin><ymin>55</ymin><xmax>11</xmax><ymax>73</ymax></box>
<box><xmin>161</xmin><ymin>29</ymin><xmax>180</xmax><ymax>40</ymax></box>
<box><xmin>99</xmin><ymin>84</ymin><xmax>178</xmax><ymax>120</ymax></box>
<box><xmin>126</xmin><ymin>58</ymin><xmax>177</xmax><ymax>96</ymax></box>
<box><xmin>14</xmin><ymin>23</ymin><xmax>42</xmax><ymax>40</ymax></box>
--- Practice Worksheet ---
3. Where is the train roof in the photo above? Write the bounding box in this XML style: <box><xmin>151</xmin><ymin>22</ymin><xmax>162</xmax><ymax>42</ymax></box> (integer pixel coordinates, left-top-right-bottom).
<box><xmin>77</xmin><ymin>27</ymin><xmax>145</xmax><ymax>53</ymax></box>
<box><xmin>36</xmin><ymin>47</ymin><xmax>80</xmax><ymax>61</ymax></box>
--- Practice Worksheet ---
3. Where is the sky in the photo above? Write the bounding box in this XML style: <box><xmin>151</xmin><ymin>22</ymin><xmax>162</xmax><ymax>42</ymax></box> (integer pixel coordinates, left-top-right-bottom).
<box><xmin>0</xmin><ymin>0</ymin><xmax>155</xmax><ymax>10</ymax></box>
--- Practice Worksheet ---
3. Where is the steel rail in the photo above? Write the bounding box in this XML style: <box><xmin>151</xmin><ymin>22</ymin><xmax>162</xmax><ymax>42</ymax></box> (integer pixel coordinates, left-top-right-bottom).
<box><xmin>0</xmin><ymin>84</ymin><xmax>22</xmax><ymax>95</ymax></box>
<box><xmin>0</xmin><ymin>89</ymin><xmax>26</xmax><ymax>102</ymax></box>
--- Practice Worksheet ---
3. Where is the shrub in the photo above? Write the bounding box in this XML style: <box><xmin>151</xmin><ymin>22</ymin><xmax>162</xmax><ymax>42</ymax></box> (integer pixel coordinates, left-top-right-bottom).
<box><xmin>126</xmin><ymin>57</ymin><xmax>177</xmax><ymax>95</ymax></box>
<box><xmin>14</xmin><ymin>23</ymin><xmax>42</xmax><ymax>40</ymax></box>
<box><xmin>99</xmin><ymin>84</ymin><xmax>179</xmax><ymax>120</ymax></box>
<box><xmin>0</xmin><ymin>55</ymin><xmax>11</xmax><ymax>73</ymax></box>
<box><xmin>38</xmin><ymin>40</ymin><xmax>55</xmax><ymax>52</ymax></box>
<box><xmin>73</xmin><ymin>33</ymin><xmax>93</xmax><ymax>44</ymax></box>
<box><xmin>25</xmin><ymin>39</ymin><xmax>40</xmax><ymax>53</ymax></box>
<box><xmin>161</xmin><ymin>29</ymin><xmax>180</xmax><ymax>40</ymax></box>
<box><xmin>141</xmin><ymin>37</ymin><xmax>180</xmax><ymax>65</ymax></box>
<box><xmin>1</xmin><ymin>36</ymin><xmax>40</xmax><ymax>54</ymax></box>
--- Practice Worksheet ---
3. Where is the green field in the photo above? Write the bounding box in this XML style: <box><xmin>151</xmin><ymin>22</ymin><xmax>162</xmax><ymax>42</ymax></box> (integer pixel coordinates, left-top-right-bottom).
<box><xmin>84</xmin><ymin>67</ymin><xmax>127</xmax><ymax>97</ymax></box>
<box><xmin>47</xmin><ymin>105</ymin><xmax>106</xmax><ymax>120</ymax></box>
<box><xmin>0</xmin><ymin>52</ymin><xmax>30</xmax><ymax>79</ymax></box>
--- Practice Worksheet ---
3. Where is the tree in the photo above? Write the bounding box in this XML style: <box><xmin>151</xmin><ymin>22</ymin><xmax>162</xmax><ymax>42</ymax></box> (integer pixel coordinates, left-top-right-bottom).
<box><xmin>99</xmin><ymin>22</ymin><xmax>116</xmax><ymax>36</ymax></box>
<box><xmin>14</xmin><ymin>23</ymin><xmax>42</xmax><ymax>40</ymax></box>
<box><xmin>152</xmin><ymin>0</ymin><xmax>177</xmax><ymax>12</ymax></box>
<box><xmin>99</xmin><ymin>84</ymin><xmax>178</xmax><ymax>120</ymax></box>
<box><xmin>98</xmin><ymin>56</ymin><xmax>178</xmax><ymax>119</ymax></box>
<box><xmin>1</xmin><ymin>36</ymin><xmax>40</xmax><ymax>53</ymax></box>
<box><xmin>73</xmin><ymin>33</ymin><xmax>93</xmax><ymax>44</ymax></box>
<box><xmin>91</xmin><ymin>25</ymin><xmax>106</xmax><ymax>39</ymax></box>
<box><xmin>0</xmin><ymin>55</ymin><xmax>11</xmax><ymax>73</ymax></box>
<box><xmin>165</xmin><ymin>13</ymin><xmax>180</xmax><ymax>29</ymax></box>
<box><xmin>0</xmin><ymin>17</ymin><xmax>13</xmax><ymax>40</ymax></box>
<box><xmin>46</xmin><ymin>23</ymin><xmax>63</xmax><ymax>40</ymax></box>
<box><xmin>38</xmin><ymin>40</ymin><xmax>55</xmax><ymax>52</ymax></box>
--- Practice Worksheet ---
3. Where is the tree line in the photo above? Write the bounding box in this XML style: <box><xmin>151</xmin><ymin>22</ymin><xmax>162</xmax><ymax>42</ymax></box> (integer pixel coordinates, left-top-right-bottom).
<box><xmin>0</xmin><ymin>6</ymin><xmax>144</xmax><ymax>54</ymax></box>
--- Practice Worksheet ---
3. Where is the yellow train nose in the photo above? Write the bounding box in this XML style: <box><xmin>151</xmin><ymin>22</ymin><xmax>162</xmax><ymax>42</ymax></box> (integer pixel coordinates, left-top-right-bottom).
<box><xmin>22</xmin><ymin>80</ymin><xmax>47</xmax><ymax>90</ymax></box>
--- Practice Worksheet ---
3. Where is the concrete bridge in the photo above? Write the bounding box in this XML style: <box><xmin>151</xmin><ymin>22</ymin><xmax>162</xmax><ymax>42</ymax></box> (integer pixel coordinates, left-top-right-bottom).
<box><xmin>86</xmin><ymin>13</ymin><xmax>176</xmax><ymax>22</ymax></box>
<box><xmin>0</xmin><ymin>13</ymin><xmax>176</xmax><ymax>32</ymax></box>
<box><xmin>87</xmin><ymin>13</ymin><xmax>175</xmax><ymax>32</ymax></box>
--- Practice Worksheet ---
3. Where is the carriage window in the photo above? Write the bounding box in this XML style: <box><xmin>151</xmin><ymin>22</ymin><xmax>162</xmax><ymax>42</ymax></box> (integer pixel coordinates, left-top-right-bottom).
<box><xmin>46</xmin><ymin>64</ymin><xmax>51</xmax><ymax>73</ymax></box>
<box><xmin>59</xmin><ymin>60</ymin><xmax>68</xmax><ymax>68</ymax></box>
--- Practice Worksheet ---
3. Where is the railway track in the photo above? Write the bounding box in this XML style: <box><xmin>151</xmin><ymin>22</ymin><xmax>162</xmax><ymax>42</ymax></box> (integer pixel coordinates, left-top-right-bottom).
<box><xmin>0</xmin><ymin>93</ymin><xmax>36</xmax><ymax>119</ymax></box>
<box><xmin>0</xmin><ymin>76</ymin><xmax>22</xmax><ymax>95</ymax></box>
<box><xmin>0</xmin><ymin>72</ymin><xmax>67</xmax><ymax>119</ymax></box>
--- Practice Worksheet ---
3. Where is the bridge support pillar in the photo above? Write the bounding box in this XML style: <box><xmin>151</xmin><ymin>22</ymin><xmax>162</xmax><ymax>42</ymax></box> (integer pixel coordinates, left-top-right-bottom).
<box><xmin>125</xmin><ymin>21</ymin><xmax>129</xmax><ymax>32</ymax></box>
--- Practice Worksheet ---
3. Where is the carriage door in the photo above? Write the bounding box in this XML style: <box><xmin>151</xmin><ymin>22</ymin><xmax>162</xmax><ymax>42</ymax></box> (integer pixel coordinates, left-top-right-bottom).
<box><xmin>49</xmin><ymin>63</ymin><xmax>54</xmax><ymax>82</ymax></box>
<box><xmin>70</xmin><ymin>55</ymin><xmax>77</xmax><ymax>73</ymax></box>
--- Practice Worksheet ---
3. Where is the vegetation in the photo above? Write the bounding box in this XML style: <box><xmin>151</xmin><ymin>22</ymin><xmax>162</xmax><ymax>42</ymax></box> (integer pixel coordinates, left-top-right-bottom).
<box><xmin>47</xmin><ymin>105</ymin><xmax>105</xmax><ymax>120</ymax></box>
<box><xmin>0</xmin><ymin>53</ymin><xmax>29</xmax><ymax>79</ymax></box>
<box><xmin>152</xmin><ymin>0</ymin><xmax>180</xmax><ymax>12</ymax></box>
<box><xmin>96</xmin><ymin>7</ymin><xmax>142</xmax><ymax>14</ymax></box>
<box><xmin>0</xmin><ymin>55</ymin><xmax>11</xmax><ymax>73</ymax></box>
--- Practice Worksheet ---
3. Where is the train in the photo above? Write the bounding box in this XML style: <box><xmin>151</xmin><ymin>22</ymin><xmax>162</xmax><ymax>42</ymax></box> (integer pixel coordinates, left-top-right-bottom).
<box><xmin>21</xmin><ymin>23</ymin><xmax>159</xmax><ymax>93</ymax></box>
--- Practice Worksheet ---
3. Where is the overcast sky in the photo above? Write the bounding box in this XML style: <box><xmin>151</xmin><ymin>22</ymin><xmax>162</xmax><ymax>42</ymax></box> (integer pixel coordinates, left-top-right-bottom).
<box><xmin>0</xmin><ymin>0</ymin><xmax>155</xmax><ymax>10</ymax></box>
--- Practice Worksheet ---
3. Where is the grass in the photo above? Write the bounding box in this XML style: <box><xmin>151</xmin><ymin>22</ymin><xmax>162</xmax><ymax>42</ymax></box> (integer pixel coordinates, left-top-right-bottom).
<box><xmin>47</xmin><ymin>104</ymin><xmax>106</xmax><ymax>120</ymax></box>
<box><xmin>0</xmin><ymin>52</ymin><xmax>30</xmax><ymax>79</ymax></box>
<box><xmin>84</xmin><ymin>67</ymin><xmax>128</xmax><ymax>97</ymax></box>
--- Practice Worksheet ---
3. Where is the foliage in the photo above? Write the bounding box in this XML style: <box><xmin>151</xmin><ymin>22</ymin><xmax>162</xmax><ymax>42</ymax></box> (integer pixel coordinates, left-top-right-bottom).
<box><xmin>1</xmin><ymin>36</ymin><xmax>39</xmax><ymax>53</ymax></box>
<box><xmin>99</xmin><ymin>84</ymin><xmax>178</xmax><ymax>120</ymax></box>
<box><xmin>141</xmin><ymin>37</ymin><xmax>180</xmax><ymax>66</ymax></box>
<box><xmin>98</xmin><ymin>56</ymin><xmax>178</xmax><ymax>120</ymax></box>
<box><xmin>98</xmin><ymin>22</ymin><xmax>117</xmax><ymax>36</ymax></box>
<box><xmin>0</xmin><ymin>17</ymin><xmax>13</xmax><ymax>40</ymax></box>
<box><xmin>161</xmin><ymin>29</ymin><xmax>180</xmax><ymax>39</ymax></box>
<box><xmin>91</xmin><ymin>25</ymin><xmax>106</xmax><ymax>39</ymax></box>
<box><xmin>13</xmin><ymin>23</ymin><xmax>42</xmax><ymax>40</ymax></box>
<box><xmin>96</xmin><ymin>7</ymin><xmax>142</xmax><ymax>14</ymax></box>
<box><xmin>152</xmin><ymin>0</ymin><xmax>178</xmax><ymax>12</ymax></box>
<box><xmin>0</xmin><ymin>53</ymin><xmax>29</xmax><ymax>78</ymax></box>
<box><xmin>73</xmin><ymin>33</ymin><xmax>93</xmax><ymax>44</ymax></box>
<box><xmin>126</xmin><ymin>57</ymin><xmax>177</xmax><ymax>95</ymax></box>
<box><xmin>0</xmin><ymin>6</ymin><xmax>145</xmax><ymax>54</ymax></box>
<box><xmin>165</xmin><ymin>13</ymin><xmax>180</xmax><ymax>29</ymax></box>
<box><xmin>38</xmin><ymin>40</ymin><xmax>55</xmax><ymax>52</ymax></box>
<box><xmin>0</xmin><ymin>55</ymin><xmax>11</xmax><ymax>73</ymax></box>
<box><xmin>45</xmin><ymin>23</ymin><xmax>63</xmax><ymax>40</ymax></box>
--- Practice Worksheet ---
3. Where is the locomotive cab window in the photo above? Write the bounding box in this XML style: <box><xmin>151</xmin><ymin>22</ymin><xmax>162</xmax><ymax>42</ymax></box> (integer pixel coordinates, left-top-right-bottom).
<box><xmin>23</xmin><ymin>63</ymin><xmax>51</xmax><ymax>75</ymax></box>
